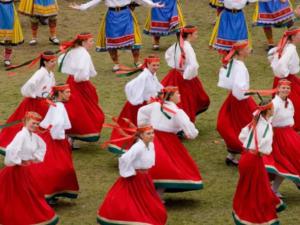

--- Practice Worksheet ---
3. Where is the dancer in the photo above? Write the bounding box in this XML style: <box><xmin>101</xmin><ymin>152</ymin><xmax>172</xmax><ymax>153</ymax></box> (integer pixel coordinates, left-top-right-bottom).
<box><xmin>269</xmin><ymin>27</ymin><xmax>300</xmax><ymax>130</ymax></box>
<box><xmin>263</xmin><ymin>79</ymin><xmax>300</xmax><ymax>197</ymax></box>
<box><xmin>0</xmin><ymin>51</ymin><xmax>56</xmax><ymax>155</ymax></box>
<box><xmin>0</xmin><ymin>111</ymin><xmax>59</xmax><ymax>225</ymax></box>
<box><xmin>70</xmin><ymin>0</ymin><xmax>164</xmax><ymax>71</ymax></box>
<box><xmin>217</xmin><ymin>41</ymin><xmax>257</xmax><ymax>166</ymax></box>
<box><xmin>59</xmin><ymin>33</ymin><xmax>105</xmax><ymax>144</ymax></box>
<box><xmin>97</xmin><ymin>124</ymin><xmax>167</xmax><ymax>225</ymax></box>
<box><xmin>144</xmin><ymin>0</ymin><xmax>185</xmax><ymax>50</ymax></box>
<box><xmin>163</xmin><ymin>25</ymin><xmax>210</xmax><ymax>122</ymax></box>
<box><xmin>18</xmin><ymin>0</ymin><xmax>59</xmax><ymax>45</ymax></box>
<box><xmin>0</xmin><ymin>0</ymin><xmax>24</xmax><ymax>66</ymax></box>
<box><xmin>253</xmin><ymin>0</ymin><xmax>294</xmax><ymax>50</ymax></box>
<box><xmin>232</xmin><ymin>100</ymin><xmax>286</xmax><ymax>225</ymax></box>
<box><xmin>107</xmin><ymin>55</ymin><xmax>163</xmax><ymax>154</ymax></box>
<box><xmin>138</xmin><ymin>86</ymin><xmax>203</xmax><ymax>195</ymax></box>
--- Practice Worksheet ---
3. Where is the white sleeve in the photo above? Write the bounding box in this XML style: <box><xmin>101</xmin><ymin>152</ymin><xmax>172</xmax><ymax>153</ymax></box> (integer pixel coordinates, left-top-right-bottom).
<box><xmin>21</xmin><ymin>72</ymin><xmax>43</xmax><ymax>98</ymax></box>
<box><xmin>4</xmin><ymin>132</ymin><xmax>24</xmax><ymax>166</ymax></box>
<box><xmin>134</xmin><ymin>0</ymin><xmax>159</xmax><ymax>7</ymax></box>
<box><xmin>78</xmin><ymin>0</ymin><xmax>102</xmax><ymax>10</ymax></box>
<box><xmin>273</xmin><ymin>47</ymin><xmax>293</xmax><ymax>78</ymax></box>
<box><xmin>118</xmin><ymin>145</ymin><xmax>141</xmax><ymax>177</ymax></box>
<box><xmin>239</xmin><ymin>125</ymin><xmax>250</xmax><ymax>144</ymax></box>
<box><xmin>125</xmin><ymin>74</ymin><xmax>147</xmax><ymax>105</ymax></box>
<box><xmin>32</xmin><ymin>136</ymin><xmax>46</xmax><ymax>162</ymax></box>
<box><xmin>175</xmin><ymin>110</ymin><xmax>199</xmax><ymax>139</ymax></box>
<box><xmin>232</xmin><ymin>67</ymin><xmax>249</xmax><ymax>100</ymax></box>
<box><xmin>183</xmin><ymin>45</ymin><xmax>199</xmax><ymax>80</ymax></box>
<box><xmin>39</xmin><ymin>106</ymin><xmax>54</xmax><ymax>130</ymax></box>
<box><xmin>137</xmin><ymin>103</ymin><xmax>155</xmax><ymax>126</ymax></box>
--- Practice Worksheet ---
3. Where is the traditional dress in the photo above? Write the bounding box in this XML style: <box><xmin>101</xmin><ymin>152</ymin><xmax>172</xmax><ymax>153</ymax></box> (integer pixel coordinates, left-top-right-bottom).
<box><xmin>163</xmin><ymin>40</ymin><xmax>210</xmax><ymax>122</ymax></box>
<box><xmin>97</xmin><ymin>139</ymin><xmax>167</xmax><ymax>225</ymax></box>
<box><xmin>209</xmin><ymin>0</ymin><xmax>224</xmax><ymax>8</ymax></box>
<box><xmin>210</xmin><ymin>0</ymin><xmax>256</xmax><ymax>52</ymax></box>
<box><xmin>0</xmin><ymin>127</ymin><xmax>59</xmax><ymax>225</ymax></box>
<box><xmin>269</xmin><ymin>42</ymin><xmax>300</xmax><ymax>130</ymax></box>
<box><xmin>31</xmin><ymin>101</ymin><xmax>79</xmax><ymax>200</ymax></box>
<box><xmin>217</xmin><ymin>58</ymin><xmax>257</xmax><ymax>154</ymax></box>
<box><xmin>263</xmin><ymin>95</ymin><xmax>300</xmax><ymax>184</ymax></box>
<box><xmin>108</xmin><ymin>68</ymin><xmax>163</xmax><ymax>154</ymax></box>
<box><xmin>253</xmin><ymin>0</ymin><xmax>294</xmax><ymax>27</ymax></box>
<box><xmin>233</xmin><ymin>116</ymin><xmax>285</xmax><ymax>225</ymax></box>
<box><xmin>144</xmin><ymin>0</ymin><xmax>185</xmax><ymax>36</ymax></box>
<box><xmin>0</xmin><ymin>66</ymin><xmax>55</xmax><ymax>155</ymax></box>
<box><xmin>59</xmin><ymin>46</ymin><xmax>105</xmax><ymax>142</ymax></box>
<box><xmin>138</xmin><ymin>101</ymin><xmax>203</xmax><ymax>192</ymax></box>
<box><xmin>76</xmin><ymin>0</ymin><xmax>161</xmax><ymax>52</ymax></box>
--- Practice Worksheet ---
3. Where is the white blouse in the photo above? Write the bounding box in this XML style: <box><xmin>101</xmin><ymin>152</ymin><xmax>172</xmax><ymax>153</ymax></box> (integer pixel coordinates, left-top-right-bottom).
<box><xmin>165</xmin><ymin>41</ymin><xmax>199</xmax><ymax>80</ymax></box>
<box><xmin>21</xmin><ymin>67</ymin><xmax>55</xmax><ymax>98</ymax></box>
<box><xmin>78</xmin><ymin>0</ymin><xmax>159</xmax><ymax>10</ymax></box>
<box><xmin>39</xmin><ymin>102</ymin><xmax>71</xmax><ymax>140</ymax></box>
<box><xmin>272</xmin><ymin>95</ymin><xmax>294</xmax><ymax>127</ymax></box>
<box><xmin>223</xmin><ymin>0</ymin><xmax>258</xmax><ymax>9</ymax></box>
<box><xmin>119</xmin><ymin>139</ymin><xmax>155</xmax><ymax>178</ymax></box>
<box><xmin>137</xmin><ymin>101</ymin><xmax>198</xmax><ymax>139</ymax></box>
<box><xmin>5</xmin><ymin>127</ymin><xmax>46</xmax><ymax>166</ymax></box>
<box><xmin>59</xmin><ymin>46</ymin><xmax>97</xmax><ymax>82</ymax></box>
<box><xmin>269</xmin><ymin>43</ymin><xmax>300</xmax><ymax>78</ymax></box>
<box><xmin>239</xmin><ymin>116</ymin><xmax>273</xmax><ymax>155</ymax></box>
<box><xmin>125</xmin><ymin>68</ymin><xmax>163</xmax><ymax>105</ymax></box>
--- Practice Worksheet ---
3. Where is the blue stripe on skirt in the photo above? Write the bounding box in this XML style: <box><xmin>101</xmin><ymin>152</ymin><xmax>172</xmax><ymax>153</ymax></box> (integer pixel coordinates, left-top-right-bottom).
<box><xmin>0</xmin><ymin>3</ymin><xmax>14</xmax><ymax>31</ymax></box>
<box><xmin>214</xmin><ymin>10</ymin><xmax>248</xmax><ymax>51</ymax></box>
<box><xmin>105</xmin><ymin>7</ymin><xmax>134</xmax><ymax>49</ymax></box>
<box><xmin>34</xmin><ymin>0</ymin><xmax>56</xmax><ymax>7</ymax></box>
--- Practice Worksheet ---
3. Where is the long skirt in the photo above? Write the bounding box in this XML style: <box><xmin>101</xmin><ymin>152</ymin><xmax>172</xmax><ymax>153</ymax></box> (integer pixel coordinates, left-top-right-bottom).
<box><xmin>0</xmin><ymin>2</ymin><xmax>24</xmax><ymax>45</ymax></box>
<box><xmin>217</xmin><ymin>93</ymin><xmax>257</xmax><ymax>154</ymax></box>
<box><xmin>264</xmin><ymin>126</ymin><xmax>300</xmax><ymax>184</ymax></box>
<box><xmin>65</xmin><ymin>75</ymin><xmax>105</xmax><ymax>142</ymax></box>
<box><xmin>0</xmin><ymin>165</ymin><xmax>59</xmax><ymax>225</ymax></box>
<box><xmin>97</xmin><ymin>172</ymin><xmax>167</xmax><ymax>225</ymax></box>
<box><xmin>108</xmin><ymin>101</ymin><xmax>146</xmax><ymax>154</ymax></box>
<box><xmin>143</xmin><ymin>0</ymin><xmax>185</xmax><ymax>36</ymax></box>
<box><xmin>150</xmin><ymin>130</ymin><xmax>203</xmax><ymax>192</ymax></box>
<box><xmin>96</xmin><ymin>7</ymin><xmax>142</xmax><ymax>52</ymax></box>
<box><xmin>273</xmin><ymin>75</ymin><xmax>300</xmax><ymax>131</ymax></box>
<box><xmin>232</xmin><ymin>151</ymin><xmax>285</xmax><ymax>225</ymax></box>
<box><xmin>161</xmin><ymin>69</ymin><xmax>210</xmax><ymax>122</ymax></box>
<box><xmin>18</xmin><ymin>0</ymin><xmax>58</xmax><ymax>17</ymax></box>
<box><xmin>31</xmin><ymin>132</ymin><xmax>79</xmax><ymax>200</ymax></box>
<box><xmin>0</xmin><ymin>97</ymin><xmax>49</xmax><ymax>155</ymax></box>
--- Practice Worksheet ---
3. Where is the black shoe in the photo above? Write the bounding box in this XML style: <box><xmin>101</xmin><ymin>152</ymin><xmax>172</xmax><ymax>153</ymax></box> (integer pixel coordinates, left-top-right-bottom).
<box><xmin>225</xmin><ymin>157</ymin><xmax>239</xmax><ymax>166</ymax></box>
<box><xmin>265</xmin><ymin>45</ymin><xmax>275</xmax><ymax>52</ymax></box>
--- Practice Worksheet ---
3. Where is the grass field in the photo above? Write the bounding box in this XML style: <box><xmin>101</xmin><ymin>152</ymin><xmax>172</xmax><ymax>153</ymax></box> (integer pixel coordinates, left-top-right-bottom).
<box><xmin>1</xmin><ymin>1</ymin><xmax>300</xmax><ymax>224</ymax></box>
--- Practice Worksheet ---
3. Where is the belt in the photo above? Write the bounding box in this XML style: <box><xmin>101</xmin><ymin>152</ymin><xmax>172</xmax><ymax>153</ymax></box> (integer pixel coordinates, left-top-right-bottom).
<box><xmin>0</xmin><ymin>0</ymin><xmax>13</xmax><ymax>4</ymax></box>
<box><xmin>136</xmin><ymin>169</ymin><xmax>149</xmax><ymax>174</ymax></box>
<box><xmin>224</xmin><ymin>8</ymin><xmax>242</xmax><ymax>13</ymax></box>
<box><xmin>108</xmin><ymin>5</ymin><xmax>128</xmax><ymax>11</ymax></box>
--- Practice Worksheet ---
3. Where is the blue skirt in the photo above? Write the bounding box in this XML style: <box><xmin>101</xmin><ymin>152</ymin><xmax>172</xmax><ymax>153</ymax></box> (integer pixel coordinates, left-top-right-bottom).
<box><xmin>212</xmin><ymin>9</ymin><xmax>248</xmax><ymax>51</ymax></box>
<box><xmin>254</xmin><ymin>0</ymin><xmax>294</xmax><ymax>27</ymax></box>
<box><xmin>0</xmin><ymin>2</ymin><xmax>14</xmax><ymax>32</ymax></box>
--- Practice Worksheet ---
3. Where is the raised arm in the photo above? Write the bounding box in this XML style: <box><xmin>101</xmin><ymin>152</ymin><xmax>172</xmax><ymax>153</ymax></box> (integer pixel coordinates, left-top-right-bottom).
<box><xmin>69</xmin><ymin>0</ymin><xmax>102</xmax><ymax>11</ymax></box>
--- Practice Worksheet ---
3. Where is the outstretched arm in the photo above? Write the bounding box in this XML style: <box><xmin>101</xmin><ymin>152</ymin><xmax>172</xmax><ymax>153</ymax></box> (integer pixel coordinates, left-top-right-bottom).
<box><xmin>69</xmin><ymin>0</ymin><xmax>102</xmax><ymax>11</ymax></box>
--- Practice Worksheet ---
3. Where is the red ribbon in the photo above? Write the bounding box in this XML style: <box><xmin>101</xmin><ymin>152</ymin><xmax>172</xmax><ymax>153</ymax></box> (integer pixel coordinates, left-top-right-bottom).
<box><xmin>277</xmin><ymin>28</ymin><xmax>300</xmax><ymax>58</ymax></box>
<box><xmin>222</xmin><ymin>41</ymin><xmax>248</xmax><ymax>66</ymax></box>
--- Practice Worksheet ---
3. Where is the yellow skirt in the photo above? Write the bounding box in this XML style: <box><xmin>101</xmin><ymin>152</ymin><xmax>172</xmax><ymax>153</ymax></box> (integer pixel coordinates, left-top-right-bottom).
<box><xmin>18</xmin><ymin>0</ymin><xmax>58</xmax><ymax>17</ymax></box>
<box><xmin>209</xmin><ymin>0</ymin><xmax>223</xmax><ymax>8</ymax></box>
<box><xmin>96</xmin><ymin>10</ymin><xmax>142</xmax><ymax>51</ymax></box>
<box><xmin>0</xmin><ymin>5</ymin><xmax>24</xmax><ymax>45</ymax></box>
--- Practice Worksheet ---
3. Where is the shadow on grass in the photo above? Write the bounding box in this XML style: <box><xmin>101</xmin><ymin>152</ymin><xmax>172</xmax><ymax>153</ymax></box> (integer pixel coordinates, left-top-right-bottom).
<box><xmin>164</xmin><ymin>198</ymin><xmax>201</xmax><ymax>210</ymax></box>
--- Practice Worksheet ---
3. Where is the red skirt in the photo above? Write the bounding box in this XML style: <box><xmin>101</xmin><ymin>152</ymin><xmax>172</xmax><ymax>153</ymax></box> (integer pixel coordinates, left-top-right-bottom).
<box><xmin>108</xmin><ymin>101</ymin><xmax>146</xmax><ymax>154</ymax></box>
<box><xmin>97</xmin><ymin>172</ymin><xmax>167</xmax><ymax>225</ymax></box>
<box><xmin>233</xmin><ymin>151</ymin><xmax>285</xmax><ymax>225</ymax></box>
<box><xmin>161</xmin><ymin>69</ymin><xmax>210</xmax><ymax>122</ymax></box>
<box><xmin>217</xmin><ymin>93</ymin><xmax>257</xmax><ymax>154</ymax></box>
<box><xmin>273</xmin><ymin>75</ymin><xmax>300</xmax><ymax>131</ymax></box>
<box><xmin>65</xmin><ymin>76</ymin><xmax>105</xmax><ymax>142</ymax></box>
<box><xmin>150</xmin><ymin>130</ymin><xmax>203</xmax><ymax>192</ymax></box>
<box><xmin>31</xmin><ymin>132</ymin><xmax>79</xmax><ymax>200</ymax></box>
<box><xmin>0</xmin><ymin>97</ymin><xmax>49</xmax><ymax>155</ymax></box>
<box><xmin>0</xmin><ymin>165</ymin><xmax>59</xmax><ymax>225</ymax></box>
<box><xmin>264</xmin><ymin>127</ymin><xmax>300</xmax><ymax>183</ymax></box>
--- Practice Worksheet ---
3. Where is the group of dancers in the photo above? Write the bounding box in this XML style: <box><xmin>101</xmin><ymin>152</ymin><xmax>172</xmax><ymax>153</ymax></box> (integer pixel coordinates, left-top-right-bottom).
<box><xmin>0</xmin><ymin>0</ymin><xmax>300</xmax><ymax>225</ymax></box>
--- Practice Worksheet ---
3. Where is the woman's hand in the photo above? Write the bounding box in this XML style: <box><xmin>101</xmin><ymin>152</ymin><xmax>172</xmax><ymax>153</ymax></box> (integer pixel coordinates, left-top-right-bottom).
<box><xmin>69</xmin><ymin>2</ymin><xmax>81</xmax><ymax>10</ymax></box>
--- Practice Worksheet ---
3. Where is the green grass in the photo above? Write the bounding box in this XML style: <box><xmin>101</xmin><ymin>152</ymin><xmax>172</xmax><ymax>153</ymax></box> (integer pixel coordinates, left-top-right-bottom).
<box><xmin>1</xmin><ymin>1</ymin><xmax>300</xmax><ymax>224</ymax></box>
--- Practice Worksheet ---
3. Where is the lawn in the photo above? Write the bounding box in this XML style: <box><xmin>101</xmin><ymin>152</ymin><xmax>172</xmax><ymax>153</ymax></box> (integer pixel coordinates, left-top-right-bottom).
<box><xmin>0</xmin><ymin>0</ymin><xmax>300</xmax><ymax>224</ymax></box>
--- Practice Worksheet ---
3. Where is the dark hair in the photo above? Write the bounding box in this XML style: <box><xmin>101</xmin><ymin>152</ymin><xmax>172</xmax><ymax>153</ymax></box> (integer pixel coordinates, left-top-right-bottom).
<box><xmin>40</xmin><ymin>50</ymin><xmax>56</xmax><ymax>68</ymax></box>
<box><xmin>51</xmin><ymin>83</ymin><xmax>67</xmax><ymax>100</ymax></box>
<box><xmin>73</xmin><ymin>32</ymin><xmax>92</xmax><ymax>47</ymax></box>
<box><xmin>176</xmin><ymin>25</ymin><xmax>196</xmax><ymax>41</ymax></box>
<box><xmin>253</xmin><ymin>99</ymin><xmax>273</xmax><ymax>123</ymax></box>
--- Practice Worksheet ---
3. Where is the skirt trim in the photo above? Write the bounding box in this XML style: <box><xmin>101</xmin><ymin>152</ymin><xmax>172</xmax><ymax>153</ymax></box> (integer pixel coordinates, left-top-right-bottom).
<box><xmin>232</xmin><ymin>211</ymin><xmax>279</xmax><ymax>225</ymax></box>
<box><xmin>97</xmin><ymin>216</ymin><xmax>151</xmax><ymax>225</ymax></box>
<box><xmin>265</xmin><ymin>165</ymin><xmax>300</xmax><ymax>183</ymax></box>
<box><xmin>107</xmin><ymin>144</ymin><xmax>126</xmax><ymax>155</ymax></box>
<box><xmin>68</xmin><ymin>133</ymin><xmax>101</xmax><ymax>142</ymax></box>
<box><xmin>153</xmin><ymin>179</ymin><xmax>203</xmax><ymax>191</ymax></box>
<box><xmin>35</xmin><ymin>215</ymin><xmax>59</xmax><ymax>225</ymax></box>
<box><xmin>0</xmin><ymin>147</ymin><xmax>5</xmax><ymax>155</ymax></box>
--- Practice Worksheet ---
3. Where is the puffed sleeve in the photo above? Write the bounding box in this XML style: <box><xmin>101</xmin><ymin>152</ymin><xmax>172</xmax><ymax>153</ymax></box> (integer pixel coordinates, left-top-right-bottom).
<box><xmin>21</xmin><ymin>70</ymin><xmax>43</xmax><ymax>98</ymax></box>
<box><xmin>183</xmin><ymin>43</ymin><xmax>199</xmax><ymax>80</ymax></box>
<box><xmin>175</xmin><ymin>110</ymin><xmax>199</xmax><ymax>139</ymax></box>
<box><xmin>125</xmin><ymin>72</ymin><xmax>147</xmax><ymax>105</ymax></box>
<box><xmin>39</xmin><ymin>106</ymin><xmax>55</xmax><ymax>130</ymax></box>
<box><xmin>137</xmin><ymin>102</ymin><xmax>156</xmax><ymax>126</ymax></box>
<box><xmin>232</xmin><ymin>66</ymin><xmax>249</xmax><ymax>100</ymax></box>
<box><xmin>259</xmin><ymin>124</ymin><xmax>273</xmax><ymax>155</ymax></box>
<box><xmin>32</xmin><ymin>135</ymin><xmax>46</xmax><ymax>162</ymax></box>
<box><xmin>73</xmin><ymin>54</ymin><xmax>97</xmax><ymax>82</ymax></box>
<box><xmin>165</xmin><ymin>43</ymin><xmax>176</xmax><ymax>68</ymax></box>
<box><xmin>78</xmin><ymin>0</ymin><xmax>102</xmax><ymax>10</ymax></box>
<box><xmin>4</xmin><ymin>131</ymin><xmax>25</xmax><ymax>166</ymax></box>
<box><xmin>239</xmin><ymin>125</ymin><xmax>250</xmax><ymax>144</ymax></box>
<box><xmin>119</xmin><ymin>144</ymin><xmax>141</xmax><ymax>178</ymax></box>
<box><xmin>272</xmin><ymin>45</ymin><xmax>294</xmax><ymax>78</ymax></box>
